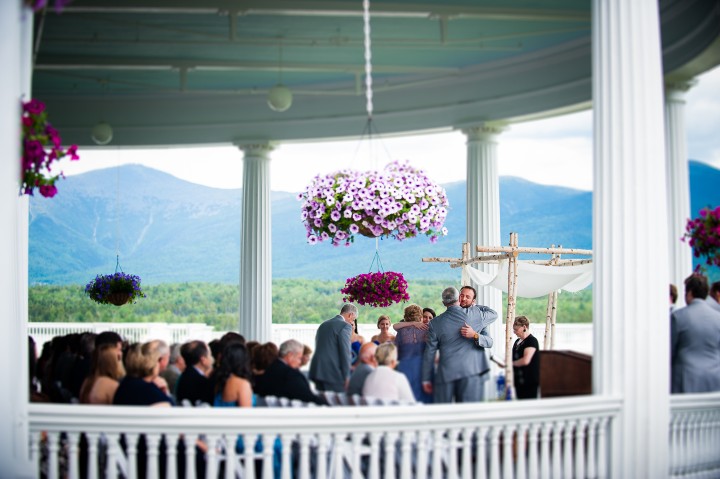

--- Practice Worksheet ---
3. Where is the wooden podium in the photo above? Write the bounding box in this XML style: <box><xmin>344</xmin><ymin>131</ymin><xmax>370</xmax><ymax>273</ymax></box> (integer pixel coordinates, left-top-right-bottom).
<box><xmin>539</xmin><ymin>350</ymin><xmax>592</xmax><ymax>397</ymax></box>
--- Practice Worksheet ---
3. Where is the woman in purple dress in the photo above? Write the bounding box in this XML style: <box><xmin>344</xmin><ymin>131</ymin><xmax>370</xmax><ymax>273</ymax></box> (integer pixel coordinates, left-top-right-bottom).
<box><xmin>394</xmin><ymin>304</ymin><xmax>432</xmax><ymax>403</ymax></box>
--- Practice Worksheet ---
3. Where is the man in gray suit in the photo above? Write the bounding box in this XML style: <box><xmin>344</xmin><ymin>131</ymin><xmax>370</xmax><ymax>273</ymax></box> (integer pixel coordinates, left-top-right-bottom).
<box><xmin>309</xmin><ymin>303</ymin><xmax>356</xmax><ymax>392</ymax></box>
<box><xmin>706</xmin><ymin>281</ymin><xmax>720</xmax><ymax>313</ymax></box>
<box><xmin>422</xmin><ymin>286</ymin><xmax>498</xmax><ymax>403</ymax></box>
<box><xmin>671</xmin><ymin>274</ymin><xmax>720</xmax><ymax>393</ymax></box>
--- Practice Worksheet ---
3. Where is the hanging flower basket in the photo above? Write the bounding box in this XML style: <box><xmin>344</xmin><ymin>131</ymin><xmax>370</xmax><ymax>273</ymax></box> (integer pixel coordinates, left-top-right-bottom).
<box><xmin>85</xmin><ymin>272</ymin><xmax>145</xmax><ymax>306</ymax></box>
<box><xmin>297</xmin><ymin>160</ymin><xmax>449</xmax><ymax>246</ymax></box>
<box><xmin>21</xmin><ymin>99</ymin><xmax>79</xmax><ymax>197</ymax></box>
<box><xmin>683</xmin><ymin>206</ymin><xmax>720</xmax><ymax>269</ymax></box>
<box><xmin>341</xmin><ymin>271</ymin><xmax>410</xmax><ymax>308</ymax></box>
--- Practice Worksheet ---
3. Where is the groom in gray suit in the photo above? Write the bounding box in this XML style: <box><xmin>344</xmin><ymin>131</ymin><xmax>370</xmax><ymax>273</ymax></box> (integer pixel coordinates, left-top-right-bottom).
<box><xmin>422</xmin><ymin>286</ymin><xmax>497</xmax><ymax>403</ymax></box>
<box><xmin>309</xmin><ymin>303</ymin><xmax>356</xmax><ymax>392</ymax></box>
<box><xmin>671</xmin><ymin>274</ymin><xmax>720</xmax><ymax>393</ymax></box>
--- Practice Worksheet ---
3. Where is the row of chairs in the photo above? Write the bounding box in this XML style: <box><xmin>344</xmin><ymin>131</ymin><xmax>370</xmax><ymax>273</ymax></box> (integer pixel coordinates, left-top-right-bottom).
<box><xmin>260</xmin><ymin>392</ymin><xmax>415</xmax><ymax>408</ymax></box>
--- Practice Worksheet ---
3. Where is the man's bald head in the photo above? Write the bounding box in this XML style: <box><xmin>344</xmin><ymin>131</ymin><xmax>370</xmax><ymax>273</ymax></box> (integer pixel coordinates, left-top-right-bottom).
<box><xmin>358</xmin><ymin>342</ymin><xmax>378</xmax><ymax>366</ymax></box>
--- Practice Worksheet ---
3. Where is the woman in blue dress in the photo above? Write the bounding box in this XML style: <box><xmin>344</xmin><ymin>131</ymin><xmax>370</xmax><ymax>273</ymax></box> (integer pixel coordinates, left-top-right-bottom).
<box><xmin>394</xmin><ymin>304</ymin><xmax>433</xmax><ymax>403</ymax></box>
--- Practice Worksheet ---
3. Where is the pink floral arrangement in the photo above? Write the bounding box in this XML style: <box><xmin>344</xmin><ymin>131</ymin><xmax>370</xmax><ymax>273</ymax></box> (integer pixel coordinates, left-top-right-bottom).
<box><xmin>341</xmin><ymin>271</ymin><xmax>410</xmax><ymax>308</ymax></box>
<box><xmin>297</xmin><ymin>160</ymin><xmax>449</xmax><ymax>246</ymax></box>
<box><xmin>684</xmin><ymin>206</ymin><xmax>720</xmax><ymax>269</ymax></box>
<box><xmin>21</xmin><ymin>99</ymin><xmax>79</xmax><ymax>198</ymax></box>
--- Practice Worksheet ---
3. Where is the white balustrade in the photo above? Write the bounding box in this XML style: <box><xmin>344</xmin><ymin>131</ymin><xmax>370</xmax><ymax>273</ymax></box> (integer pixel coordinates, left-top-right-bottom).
<box><xmin>29</xmin><ymin>396</ymin><xmax>620</xmax><ymax>479</ymax></box>
<box><xmin>669</xmin><ymin>392</ymin><xmax>720</xmax><ymax>478</ymax></box>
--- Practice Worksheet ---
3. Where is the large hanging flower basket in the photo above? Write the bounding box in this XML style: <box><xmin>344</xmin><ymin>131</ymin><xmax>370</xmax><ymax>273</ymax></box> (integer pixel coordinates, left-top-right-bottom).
<box><xmin>21</xmin><ymin>99</ymin><xmax>79</xmax><ymax>198</ymax></box>
<box><xmin>341</xmin><ymin>271</ymin><xmax>410</xmax><ymax>308</ymax></box>
<box><xmin>684</xmin><ymin>206</ymin><xmax>720</xmax><ymax>269</ymax></box>
<box><xmin>85</xmin><ymin>272</ymin><xmax>145</xmax><ymax>306</ymax></box>
<box><xmin>297</xmin><ymin>160</ymin><xmax>449</xmax><ymax>246</ymax></box>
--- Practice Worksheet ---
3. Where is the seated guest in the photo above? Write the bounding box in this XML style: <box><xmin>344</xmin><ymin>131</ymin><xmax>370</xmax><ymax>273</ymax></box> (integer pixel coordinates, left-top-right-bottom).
<box><xmin>214</xmin><ymin>343</ymin><xmax>254</xmax><ymax>408</ymax></box>
<box><xmin>147</xmin><ymin>340</ymin><xmax>171</xmax><ymax>396</ymax></box>
<box><xmin>160</xmin><ymin>343</ymin><xmax>185</xmax><ymax>401</ymax></box>
<box><xmin>113</xmin><ymin>342</ymin><xmax>173</xmax><ymax>407</ymax></box>
<box><xmin>251</xmin><ymin>342</ymin><xmax>279</xmax><ymax>378</ymax></box>
<box><xmin>370</xmin><ymin>315</ymin><xmax>396</xmax><ymax>344</ymax></box>
<box><xmin>362</xmin><ymin>343</ymin><xmax>416</xmax><ymax>403</ymax></box>
<box><xmin>347</xmin><ymin>342</ymin><xmax>377</xmax><ymax>396</ymax></box>
<box><xmin>79</xmin><ymin>343</ymin><xmax>126</xmax><ymax>404</ymax></box>
<box><xmin>254</xmin><ymin>339</ymin><xmax>328</xmax><ymax>405</ymax></box>
<box><xmin>176</xmin><ymin>340</ymin><xmax>214</xmax><ymax>406</ymax></box>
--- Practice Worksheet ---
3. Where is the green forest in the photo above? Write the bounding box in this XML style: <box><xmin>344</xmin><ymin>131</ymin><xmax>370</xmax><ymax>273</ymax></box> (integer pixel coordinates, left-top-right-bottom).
<box><xmin>29</xmin><ymin>280</ymin><xmax>592</xmax><ymax>332</ymax></box>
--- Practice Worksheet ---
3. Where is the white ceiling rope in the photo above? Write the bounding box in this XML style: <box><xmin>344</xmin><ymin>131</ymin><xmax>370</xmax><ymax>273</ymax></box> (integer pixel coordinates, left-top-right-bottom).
<box><xmin>363</xmin><ymin>0</ymin><xmax>373</xmax><ymax>119</ymax></box>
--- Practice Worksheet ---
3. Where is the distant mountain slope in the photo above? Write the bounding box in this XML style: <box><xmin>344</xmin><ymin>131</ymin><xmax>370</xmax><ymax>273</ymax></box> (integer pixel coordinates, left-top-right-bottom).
<box><xmin>29</xmin><ymin>161</ymin><xmax>719</xmax><ymax>284</ymax></box>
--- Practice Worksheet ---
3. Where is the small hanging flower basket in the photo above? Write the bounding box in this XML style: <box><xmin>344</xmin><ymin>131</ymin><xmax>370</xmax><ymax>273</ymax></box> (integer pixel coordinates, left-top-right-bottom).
<box><xmin>21</xmin><ymin>99</ymin><xmax>79</xmax><ymax>197</ymax></box>
<box><xmin>341</xmin><ymin>271</ymin><xmax>410</xmax><ymax>308</ymax></box>
<box><xmin>683</xmin><ymin>206</ymin><xmax>720</xmax><ymax>269</ymax></box>
<box><xmin>298</xmin><ymin>160</ymin><xmax>449</xmax><ymax>246</ymax></box>
<box><xmin>85</xmin><ymin>272</ymin><xmax>146</xmax><ymax>306</ymax></box>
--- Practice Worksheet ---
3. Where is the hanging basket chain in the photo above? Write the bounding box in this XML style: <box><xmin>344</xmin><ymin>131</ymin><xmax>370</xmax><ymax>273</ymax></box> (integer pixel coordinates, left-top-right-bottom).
<box><xmin>363</xmin><ymin>0</ymin><xmax>373</xmax><ymax>119</ymax></box>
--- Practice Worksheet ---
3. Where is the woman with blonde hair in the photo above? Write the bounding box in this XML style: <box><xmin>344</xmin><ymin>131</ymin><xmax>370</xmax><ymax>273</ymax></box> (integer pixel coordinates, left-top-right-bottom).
<box><xmin>79</xmin><ymin>343</ymin><xmax>125</xmax><ymax>404</ymax></box>
<box><xmin>113</xmin><ymin>342</ymin><xmax>173</xmax><ymax>407</ymax></box>
<box><xmin>512</xmin><ymin>316</ymin><xmax>540</xmax><ymax>399</ymax></box>
<box><xmin>394</xmin><ymin>304</ymin><xmax>432</xmax><ymax>403</ymax></box>
<box><xmin>370</xmin><ymin>315</ymin><xmax>395</xmax><ymax>344</ymax></box>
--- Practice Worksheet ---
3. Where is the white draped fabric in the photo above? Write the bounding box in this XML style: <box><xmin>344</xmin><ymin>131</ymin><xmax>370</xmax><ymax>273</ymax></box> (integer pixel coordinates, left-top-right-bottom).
<box><xmin>463</xmin><ymin>261</ymin><xmax>593</xmax><ymax>298</ymax></box>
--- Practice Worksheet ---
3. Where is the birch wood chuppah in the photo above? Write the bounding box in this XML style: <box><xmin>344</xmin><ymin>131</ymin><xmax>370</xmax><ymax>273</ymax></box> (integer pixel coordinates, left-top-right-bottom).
<box><xmin>423</xmin><ymin>232</ymin><xmax>593</xmax><ymax>398</ymax></box>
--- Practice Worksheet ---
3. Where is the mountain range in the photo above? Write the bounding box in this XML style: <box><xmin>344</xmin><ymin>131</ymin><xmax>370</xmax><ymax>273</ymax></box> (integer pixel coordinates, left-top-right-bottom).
<box><xmin>29</xmin><ymin>161</ymin><xmax>719</xmax><ymax>285</ymax></box>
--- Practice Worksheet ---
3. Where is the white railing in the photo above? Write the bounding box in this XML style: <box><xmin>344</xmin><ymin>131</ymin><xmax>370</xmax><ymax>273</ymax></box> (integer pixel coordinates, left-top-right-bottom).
<box><xmin>28</xmin><ymin>322</ymin><xmax>593</xmax><ymax>354</ymax></box>
<box><xmin>29</xmin><ymin>395</ymin><xmax>620</xmax><ymax>479</ymax></box>
<box><xmin>669</xmin><ymin>391</ymin><xmax>720</xmax><ymax>478</ymax></box>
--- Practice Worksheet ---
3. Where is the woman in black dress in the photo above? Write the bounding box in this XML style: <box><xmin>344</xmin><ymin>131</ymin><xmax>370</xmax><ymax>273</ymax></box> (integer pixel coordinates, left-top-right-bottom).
<box><xmin>512</xmin><ymin>316</ymin><xmax>540</xmax><ymax>399</ymax></box>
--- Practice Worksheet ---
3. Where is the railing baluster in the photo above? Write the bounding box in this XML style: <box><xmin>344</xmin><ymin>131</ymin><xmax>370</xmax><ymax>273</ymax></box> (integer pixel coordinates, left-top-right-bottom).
<box><xmin>460</xmin><ymin>427</ymin><xmax>472</xmax><ymax>479</ymax></box>
<box><xmin>86</xmin><ymin>432</ymin><xmax>100</xmax><ymax>479</ymax></box>
<box><xmin>182</xmin><ymin>434</ymin><xmax>196</xmax><ymax>479</ymax></box>
<box><xmin>280</xmin><ymin>433</ymin><xmax>293</xmax><ymax>479</ymax></box>
<box><xmin>126</xmin><ymin>433</ymin><xmax>139</xmax><ymax>479</ymax></box>
<box><xmin>30</xmin><ymin>430</ymin><xmax>41</xmax><ymax>479</ymax></box>
<box><xmin>473</xmin><ymin>427</ymin><xmax>488</xmax><ymax>479</ymax></box>
<box><xmin>586</xmin><ymin>418</ymin><xmax>598</xmax><ymax>479</ymax></box>
<box><xmin>539</xmin><ymin>422</ymin><xmax>551</xmax><ymax>479</ymax></box>
<box><xmin>562</xmin><ymin>420</ymin><xmax>573</xmax><ymax>478</ymax></box>
<box><xmin>488</xmin><ymin>426</ymin><xmax>501</xmax><ymax>479</ymax></box>
<box><xmin>298</xmin><ymin>432</ymin><xmax>312</xmax><ymax>479</ymax></box>
<box><xmin>447</xmin><ymin>427</ymin><xmax>460</xmax><ymax>479</ymax></box>
<box><xmin>516</xmin><ymin>424</ymin><xmax>528</xmax><ymax>479</ymax></box>
<box><xmin>431</xmin><ymin>429</ymin><xmax>443</xmax><ymax>479</ymax></box>
<box><xmin>261</xmin><ymin>433</ymin><xmax>276</xmax><ymax>479</ymax></box>
<box><xmin>164</xmin><ymin>433</ymin><xmax>179</xmax><ymax>479</ymax></box>
<box><xmin>551</xmin><ymin>421</ymin><xmax>562</xmax><ymax>479</ymax></box>
<box><xmin>527</xmin><ymin>423</ymin><xmax>539</xmax><ymax>479</ymax></box>
<box><xmin>399</xmin><ymin>430</ymin><xmax>413</xmax><ymax>479</ymax></box>
<box><xmin>596</xmin><ymin>417</ymin><xmax>609</xmax><ymax>479</ymax></box>
<box><xmin>502</xmin><ymin>425</ymin><xmax>514</xmax><ymax>479</ymax></box>
<box><xmin>47</xmin><ymin>431</ymin><xmax>60</xmax><ymax>479</ymax></box>
<box><xmin>66</xmin><ymin>431</ymin><xmax>80</xmax><ymax>479</ymax></box>
<box><xmin>415</xmin><ymin>430</ymin><xmax>429</xmax><ymax>479</ymax></box>
<box><xmin>383</xmin><ymin>431</ymin><xmax>398</xmax><ymax>479</ymax></box>
<box><xmin>368</xmin><ymin>431</ymin><xmax>382</xmax><ymax>479</ymax></box>
<box><xmin>145</xmin><ymin>433</ymin><xmax>162</xmax><ymax>479</ymax></box>
<box><xmin>315</xmin><ymin>433</ymin><xmax>331</xmax><ymax>479</ymax></box>
<box><xmin>575</xmin><ymin>419</ymin><xmax>587</xmax><ymax>479</ymax></box>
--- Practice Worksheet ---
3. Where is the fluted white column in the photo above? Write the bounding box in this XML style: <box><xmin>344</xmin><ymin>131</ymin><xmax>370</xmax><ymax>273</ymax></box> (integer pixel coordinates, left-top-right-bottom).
<box><xmin>237</xmin><ymin>143</ymin><xmax>274</xmax><ymax>342</ymax></box>
<box><xmin>463</xmin><ymin>125</ymin><xmax>504</xmax><ymax>358</ymax></box>
<box><xmin>665</xmin><ymin>81</ymin><xmax>695</xmax><ymax>291</ymax></box>
<box><xmin>0</xmin><ymin>2</ymin><xmax>32</xmax><ymax>477</ymax></box>
<box><xmin>592</xmin><ymin>1</ymin><xmax>669</xmax><ymax>477</ymax></box>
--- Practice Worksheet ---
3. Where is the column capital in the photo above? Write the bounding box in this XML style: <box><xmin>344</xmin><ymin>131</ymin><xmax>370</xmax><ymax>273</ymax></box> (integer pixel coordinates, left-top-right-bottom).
<box><xmin>234</xmin><ymin>141</ymin><xmax>276</xmax><ymax>157</ymax></box>
<box><xmin>461</xmin><ymin>123</ymin><xmax>506</xmax><ymax>142</ymax></box>
<box><xmin>665</xmin><ymin>79</ymin><xmax>698</xmax><ymax>102</ymax></box>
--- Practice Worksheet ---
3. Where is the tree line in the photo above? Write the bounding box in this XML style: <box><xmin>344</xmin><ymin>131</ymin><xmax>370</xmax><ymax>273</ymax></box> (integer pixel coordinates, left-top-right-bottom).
<box><xmin>29</xmin><ymin>280</ymin><xmax>592</xmax><ymax>331</ymax></box>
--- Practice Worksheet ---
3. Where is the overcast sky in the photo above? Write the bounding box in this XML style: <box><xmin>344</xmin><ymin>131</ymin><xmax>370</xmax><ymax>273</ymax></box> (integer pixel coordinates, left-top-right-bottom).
<box><xmin>58</xmin><ymin>65</ymin><xmax>719</xmax><ymax>193</ymax></box>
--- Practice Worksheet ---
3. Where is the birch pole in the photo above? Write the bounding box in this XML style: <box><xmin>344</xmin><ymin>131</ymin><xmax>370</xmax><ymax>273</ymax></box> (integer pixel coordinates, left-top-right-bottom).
<box><xmin>543</xmin><ymin>246</ymin><xmax>556</xmax><ymax>350</ymax></box>
<box><xmin>504</xmin><ymin>232</ymin><xmax>518</xmax><ymax>399</ymax></box>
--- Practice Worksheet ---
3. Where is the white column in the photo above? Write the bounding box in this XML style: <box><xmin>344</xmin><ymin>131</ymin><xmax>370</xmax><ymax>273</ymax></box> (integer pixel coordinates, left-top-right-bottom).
<box><xmin>665</xmin><ymin>81</ymin><xmax>695</xmax><ymax>292</ymax></box>
<box><xmin>592</xmin><ymin>1</ymin><xmax>669</xmax><ymax>477</ymax></box>
<box><xmin>237</xmin><ymin>143</ymin><xmax>274</xmax><ymax>342</ymax></box>
<box><xmin>0</xmin><ymin>2</ymin><xmax>33</xmax><ymax>477</ymax></box>
<box><xmin>463</xmin><ymin>125</ymin><xmax>504</xmax><ymax>358</ymax></box>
